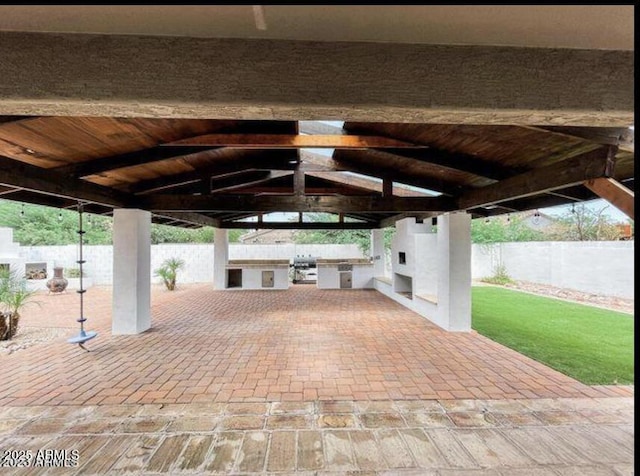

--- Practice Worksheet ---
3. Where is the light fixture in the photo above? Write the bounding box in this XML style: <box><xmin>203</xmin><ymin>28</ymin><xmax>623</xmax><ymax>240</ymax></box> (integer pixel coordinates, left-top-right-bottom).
<box><xmin>58</xmin><ymin>211</ymin><xmax>63</xmax><ymax>221</ymax></box>
<box><xmin>506</xmin><ymin>214</ymin><xmax>511</xmax><ymax>223</ymax></box>
<box><xmin>571</xmin><ymin>203</ymin><xmax>576</xmax><ymax>214</ymax></box>
<box><xmin>20</xmin><ymin>203</ymin><xmax>24</xmax><ymax>217</ymax></box>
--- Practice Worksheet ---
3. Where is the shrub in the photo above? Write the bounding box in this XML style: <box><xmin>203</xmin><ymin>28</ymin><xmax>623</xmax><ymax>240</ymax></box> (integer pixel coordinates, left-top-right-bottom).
<box><xmin>154</xmin><ymin>257</ymin><xmax>185</xmax><ymax>291</ymax></box>
<box><xmin>481</xmin><ymin>263</ymin><xmax>515</xmax><ymax>286</ymax></box>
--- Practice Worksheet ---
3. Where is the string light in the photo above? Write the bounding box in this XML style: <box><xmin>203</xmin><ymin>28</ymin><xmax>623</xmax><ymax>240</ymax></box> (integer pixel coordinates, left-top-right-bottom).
<box><xmin>571</xmin><ymin>203</ymin><xmax>576</xmax><ymax>214</ymax></box>
<box><xmin>506</xmin><ymin>214</ymin><xmax>511</xmax><ymax>223</ymax></box>
<box><xmin>533</xmin><ymin>209</ymin><xmax>540</xmax><ymax>225</ymax></box>
<box><xmin>20</xmin><ymin>203</ymin><xmax>24</xmax><ymax>218</ymax></box>
<box><xmin>58</xmin><ymin>211</ymin><xmax>63</xmax><ymax>221</ymax></box>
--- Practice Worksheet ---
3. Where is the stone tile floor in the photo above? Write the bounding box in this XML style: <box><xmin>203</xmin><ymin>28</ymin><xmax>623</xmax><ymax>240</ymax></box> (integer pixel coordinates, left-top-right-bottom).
<box><xmin>0</xmin><ymin>284</ymin><xmax>634</xmax><ymax>474</ymax></box>
<box><xmin>0</xmin><ymin>397</ymin><xmax>634</xmax><ymax>474</ymax></box>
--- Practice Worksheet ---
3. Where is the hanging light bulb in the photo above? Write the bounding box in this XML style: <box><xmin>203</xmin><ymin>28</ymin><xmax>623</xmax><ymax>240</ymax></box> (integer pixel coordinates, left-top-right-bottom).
<box><xmin>20</xmin><ymin>203</ymin><xmax>24</xmax><ymax>217</ymax></box>
<box><xmin>58</xmin><ymin>211</ymin><xmax>63</xmax><ymax>221</ymax></box>
<box><xmin>506</xmin><ymin>214</ymin><xmax>511</xmax><ymax>223</ymax></box>
<box><xmin>571</xmin><ymin>203</ymin><xmax>576</xmax><ymax>214</ymax></box>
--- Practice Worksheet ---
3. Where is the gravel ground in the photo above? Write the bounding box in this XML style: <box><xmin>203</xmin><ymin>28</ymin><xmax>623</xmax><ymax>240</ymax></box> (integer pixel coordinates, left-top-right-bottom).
<box><xmin>0</xmin><ymin>326</ymin><xmax>70</xmax><ymax>355</ymax></box>
<box><xmin>498</xmin><ymin>280</ymin><xmax>635</xmax><ymax>315</ymax></box>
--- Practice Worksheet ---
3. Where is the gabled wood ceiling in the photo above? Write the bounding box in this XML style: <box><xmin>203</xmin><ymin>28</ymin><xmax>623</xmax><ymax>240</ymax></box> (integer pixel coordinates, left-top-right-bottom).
<box><xmin>0</xmin><ymin>116</ymin><xmax>633</xmax><ymax>229</ymax></box>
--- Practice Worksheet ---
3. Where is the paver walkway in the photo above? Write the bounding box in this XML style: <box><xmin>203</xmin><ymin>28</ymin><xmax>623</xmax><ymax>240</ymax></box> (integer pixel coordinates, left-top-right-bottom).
<box><xmin>0</xmin><ymin>397</ymin><xmax>634</xmax><ymax>474</ymax></box>
<box><xmin>0</xmin><ymin>284</ymin><xmax>632</xmax><ymax>406</ymax></box>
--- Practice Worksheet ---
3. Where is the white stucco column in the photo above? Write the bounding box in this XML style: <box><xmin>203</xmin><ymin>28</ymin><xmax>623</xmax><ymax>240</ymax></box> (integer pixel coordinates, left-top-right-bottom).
<box><xmin>370</xmin><ymin>228</ymin><xmax>385</xmax><ymax>277</ymax></box>
<box><xmin>213</xmin><ymin>228</ymin><xmax>229</xmax><ymax>290</ymax></box>
<box><xmin>112</xmin><ymin>209</ymin><xmax>151</xmax><ymax>335</ymax></box>
<box><xmin>436</xmin><ymin>212</ymin><xmax>472</xmax><ymax>331</ymax></box>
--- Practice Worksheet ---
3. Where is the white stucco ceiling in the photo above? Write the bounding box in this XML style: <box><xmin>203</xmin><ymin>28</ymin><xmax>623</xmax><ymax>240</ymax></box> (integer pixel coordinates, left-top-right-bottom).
<box><xmin>0</xmin><ymin>5</ymin><xmax>633</xmax><ymax>50</ymax></box>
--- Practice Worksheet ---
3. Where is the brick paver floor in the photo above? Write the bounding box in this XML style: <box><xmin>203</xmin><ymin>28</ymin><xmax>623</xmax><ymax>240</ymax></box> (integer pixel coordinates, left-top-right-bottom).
<box><xmin>0</xmin><ymin>284</ymin><xmax>633</xmax><ymax>474</ymax></box>
<box><xmin>0</xmin><ymin>284</ymin><xmax>632</xmax><ymax>406</ymax></box>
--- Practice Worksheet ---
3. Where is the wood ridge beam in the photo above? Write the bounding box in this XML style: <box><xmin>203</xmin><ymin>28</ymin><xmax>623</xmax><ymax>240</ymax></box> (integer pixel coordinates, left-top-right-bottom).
<box><xmin>165</xmin><ymin>133</ymin><xmax>428</xmax><ymax>149</ymax></box>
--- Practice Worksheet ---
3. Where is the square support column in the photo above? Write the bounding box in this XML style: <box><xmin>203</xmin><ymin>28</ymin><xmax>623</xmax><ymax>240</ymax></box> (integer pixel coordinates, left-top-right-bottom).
<box><xmin>112</xmin><ymin>209</ymin><xmax>151</xmax><ymax>334</ymax></box>
<box><xmin>370</xmin><ymin>228</ymin><xmax>386</xmax><ymax>277</ymax></box>
<box><xmin>213</xmin><ymin>228</ymin><xmax>229</xmax><ymax>290</ymax></box>
<box><xmin>436</xmin><ymin>212</ymin><xmax>472</xmax><ymax>331</ymax></box>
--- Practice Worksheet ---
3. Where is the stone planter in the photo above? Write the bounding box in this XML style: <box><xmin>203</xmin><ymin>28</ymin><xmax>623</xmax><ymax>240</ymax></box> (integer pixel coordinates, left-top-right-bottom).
<box><xmin>46</xmin><ymin>267</ymin><xmax>68</xmax><ymax>293</ymax></box>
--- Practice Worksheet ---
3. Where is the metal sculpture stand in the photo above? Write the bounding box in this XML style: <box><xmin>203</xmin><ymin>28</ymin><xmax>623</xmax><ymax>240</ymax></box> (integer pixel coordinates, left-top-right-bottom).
<box><xmin>67</xmin><ymin>203</ymin><xmax>97</xmax><ymax>351</ymax></box>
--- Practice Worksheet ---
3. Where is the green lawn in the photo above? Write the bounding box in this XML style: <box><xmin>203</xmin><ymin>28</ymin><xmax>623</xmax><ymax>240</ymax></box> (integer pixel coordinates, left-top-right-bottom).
<box><xmin>471</xmin><ymin>286</ymin><xmax>634</xmax><ymax>385</ymax></box>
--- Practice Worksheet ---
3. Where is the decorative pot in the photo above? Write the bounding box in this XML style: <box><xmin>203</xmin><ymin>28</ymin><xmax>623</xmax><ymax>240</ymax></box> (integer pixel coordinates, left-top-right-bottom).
<box><xmin>46</xmin><ymin>267</ymin><xmax>68</xmax><ymax>293</ymax></box>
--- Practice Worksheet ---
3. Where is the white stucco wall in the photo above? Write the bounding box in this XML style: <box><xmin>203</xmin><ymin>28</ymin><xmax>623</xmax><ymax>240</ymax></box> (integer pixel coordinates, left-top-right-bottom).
<box><xmin>472</xmin><ymin>241</ymin><xmax>634</xmax><ymax>299</ymax></box>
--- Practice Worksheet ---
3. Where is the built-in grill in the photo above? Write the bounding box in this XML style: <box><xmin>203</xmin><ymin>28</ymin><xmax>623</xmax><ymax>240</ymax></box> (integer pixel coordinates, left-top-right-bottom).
<box><xmin>292</xmin><ymin>256</ymin><xmax>318</xmax><ymax>284</ymax></box>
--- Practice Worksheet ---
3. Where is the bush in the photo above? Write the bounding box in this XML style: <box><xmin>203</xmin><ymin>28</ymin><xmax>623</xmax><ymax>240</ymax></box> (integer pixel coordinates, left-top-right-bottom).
<box><xmin>481</xmin><ymin>263</ymin><xmax>515</xmax><ymax>286</ymax></box>
<box><xmin>154</xmin><ymin>258</ymin><xmax>185</xmax><ymax>291</ymax></box>
<box><xmin>0</xmin><ymin>268</ymin><xmax>38</xmax><ymax>340</ymax></box>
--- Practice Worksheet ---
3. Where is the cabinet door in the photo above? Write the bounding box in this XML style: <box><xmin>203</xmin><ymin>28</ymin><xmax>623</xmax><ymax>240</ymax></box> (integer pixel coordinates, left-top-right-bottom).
<box><xmin>262</xmin><ymin>270</ymin><xmax>274</xmax><ymax>288</ymax></box>
<box><xmin>340</xmin><ymin>272</ymin><xmax>352</xmax><ymax>289</ymax></box>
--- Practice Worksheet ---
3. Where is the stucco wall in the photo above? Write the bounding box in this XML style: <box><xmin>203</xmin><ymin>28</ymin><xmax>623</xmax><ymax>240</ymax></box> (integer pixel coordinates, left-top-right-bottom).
<box><xmin>18</xmin><ymin>243</ymin><xmax>365</xmax><ymax>286</ymax></box>
<box><xmin>472</xmin><ymin>241</ymin><xmax>634</xmax><ymax>299</ymax></box>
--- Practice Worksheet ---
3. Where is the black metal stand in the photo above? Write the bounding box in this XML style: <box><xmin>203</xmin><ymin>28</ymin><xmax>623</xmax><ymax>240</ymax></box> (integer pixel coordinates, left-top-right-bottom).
<box><xmin>67</xmin><ymin>202</ymin><xmax>97</xmax><ymax>350</ymax></box>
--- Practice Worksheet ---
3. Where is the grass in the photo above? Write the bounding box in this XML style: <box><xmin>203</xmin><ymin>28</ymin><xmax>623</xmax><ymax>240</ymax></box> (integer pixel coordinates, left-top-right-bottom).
<box><xmin>471</xmin><ymin>286</ymin><xmax>634</xmax><ymax>385</ymax></box>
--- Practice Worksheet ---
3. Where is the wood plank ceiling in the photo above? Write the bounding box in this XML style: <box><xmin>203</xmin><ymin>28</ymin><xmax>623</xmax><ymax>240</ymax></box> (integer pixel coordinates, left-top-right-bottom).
<box><xmin>0</xmin><ymin>116</ymin><xmax>634</xmax><ymax>229</ymax></box>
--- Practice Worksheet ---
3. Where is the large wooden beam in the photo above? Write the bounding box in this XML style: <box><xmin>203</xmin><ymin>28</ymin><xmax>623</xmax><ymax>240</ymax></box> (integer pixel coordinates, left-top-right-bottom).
<box><xmin>166</xmin><ymin>134</ymin><xmax>425</xmax><ymax>149</ymax></box>
<box><xmin>528</xmin><ymin>126</ymin><xmax>634</xmax><ymax>153</ymax></box>
<box><xmin>210</xmin><ymin>171</ymin><xmax>292</xmax><ymax>194</ymax></box>
<box><xmin>0</xmin><ymin>32</ymin><xmax>632</xmax><ymax>126</ymax></box>
<box><xmin>457</xmin><ymin>147</ymin><xmax>613</xmax><ymax>210</ymax></box>
<box><xmin>0</xmin><ymin>155</ymin><xmax>128</xmax><ymax>207</ymax></box>
<box><xmin>142</xmin><ymin>194</ymin><xmax>455</xmax><ymax>214</ymax></box>
<box><xmin>54</xmin><ymin>145</ymin><xmax>220</xmax><ymax>178</ymax></box>
<box><xmin>128</xmin><ymin>153</ymin><xmax>296</xmax><ymax>194</ymax></box>
<box><xmin>584</xmin><ymin>177</ymin><xmax>634</xmax><ymax>219</ymax></box>
<box><xmin>221</xmin><ymin>221</ymin><xmax>378</xmax><ymax>230</ymax></box>
<box><xmin>152</xmin><ymin>212</ymin><xmax>220</xmax><ymax>228</ymax></box>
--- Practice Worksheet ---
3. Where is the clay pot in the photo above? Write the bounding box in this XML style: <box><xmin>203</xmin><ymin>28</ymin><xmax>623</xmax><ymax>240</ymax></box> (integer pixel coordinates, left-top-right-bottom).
<box><xmin>46</xmin><ymin>267</ymin><xmax>68</xmax><ymax>293</ymax></box>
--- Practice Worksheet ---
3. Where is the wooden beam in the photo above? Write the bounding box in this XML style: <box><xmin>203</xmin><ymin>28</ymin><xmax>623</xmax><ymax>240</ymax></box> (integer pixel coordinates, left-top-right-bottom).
<box><xmin>142</xmin><ymin>194</ymin><xmax>455</xmax><ymax>214</ymax></box>
<box><xmin>528</xmin><ymin>126</ymin><xmax>634</xmax><ymax>153</ymax></box>
<box><xmin>383</xmin><ymin>178</ymin><xmax>393</xmax><ymax>197</ymax></box>
<box><xmin>54</xmin><ymin>145</ymin><xmax>221</xmax><ymax>178</ymax></box>
<box><xmin>221</xmin><ymin>221</ymin><xmax>378</xmax><ymax>230</ymax></box>
<box><xmin>165</xmin><ymin>134</ymin><xmax>426</xmax><ymax>149</ymax></box>
<box><xmin>293</xmin><ymin>167</ymin><xmax>305</xmax><ymax>196</ymax></box>
<box><xmin>128</xmin><ymin>155</ymin><xmax>295</xmax><ymax>194</ymax></box>
<box><xmin>333</xmin><ymin>150</ymin><xmax>460</xmax><ymax>196</ymax></box>
<box><xmin>584</xmin><ymin>177</ymin><xmax>634</xmax><ymax>219</ymax></box>
<box><xmin>378</xmin><ymin>212</ymin><xmax>438</xmax><ymax>228</ymax></box>
<box><xmin>371</xmin><ymin>148</ymin><xmax>517</xmax><ymax>181</ymax></box>
<box><xmin>152</xmin><ymin>212</ymin><xmax>220</xmax><ymax>228</ymax></box>
<box><xmin>209</xmin><ymin>171</ymin><xmax>292</xmax><ymax>194</ymax></box>
<box><xmin>0</xmin><ymin>155</ymin><xmax>128</xmax><ymax>207</ymax></box>
<box><xmin>457</xmin><ymin>147</ymin><xmax>613</xmax><ymax>210</ymax></box>
<box><xmin>0</xmin><ymin>32</ymin><xmax>632</xmax><ymax>126</ymax></box>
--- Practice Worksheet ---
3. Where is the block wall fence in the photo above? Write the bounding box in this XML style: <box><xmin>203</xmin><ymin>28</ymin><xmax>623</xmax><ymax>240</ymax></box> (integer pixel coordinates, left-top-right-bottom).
<box><xmin>16</xmin><ymin>240</ymin><xmax>634</xmax><ymax>299</ymax></box>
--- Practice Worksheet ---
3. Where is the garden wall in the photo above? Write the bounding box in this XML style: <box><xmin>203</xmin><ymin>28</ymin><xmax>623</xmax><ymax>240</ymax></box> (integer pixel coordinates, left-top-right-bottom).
<box><xmin>18</xmin><ymin>243</ymin><xmax>365</xmax><ymax>286</ymax></box>
<box><xmin>16</xmin><ymin>240</ymin><xmax>635</xmax><ymax>299</ymax></box>
<box><xmin>472</xmin><ymin>241</ymin><xmax>634</xmax><ymax>299</ymax></box>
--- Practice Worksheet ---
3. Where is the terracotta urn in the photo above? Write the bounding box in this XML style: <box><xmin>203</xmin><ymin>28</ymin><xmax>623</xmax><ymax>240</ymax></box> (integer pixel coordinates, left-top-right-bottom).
<box><xmin>46</xmin><ymin>267</ymin><xmax>68</xmax><ymax>293</ymax></box>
